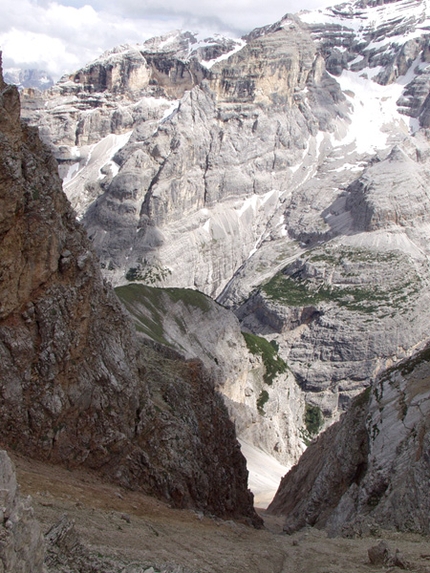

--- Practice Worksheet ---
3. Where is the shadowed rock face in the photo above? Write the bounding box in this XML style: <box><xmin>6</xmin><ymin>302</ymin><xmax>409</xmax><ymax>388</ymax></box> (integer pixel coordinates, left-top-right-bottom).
<box><xmin>0</xmin><ymin>57</ymin><xmax>261</xmax><ymax>526</ymax></box>
<box><xmin>268</xmin><ymin>344</ymin><xmax>430</xmax><ymax>535</ymax></box>
<box><xmin>0</xmin><ymin>450</ymin><xmax>45</xmax><ymax>573</ymax></box>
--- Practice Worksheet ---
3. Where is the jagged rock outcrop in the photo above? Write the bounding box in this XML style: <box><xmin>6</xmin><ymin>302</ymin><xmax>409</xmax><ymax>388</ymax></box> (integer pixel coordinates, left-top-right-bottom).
<box><xmin>268</xmin><ymin>344</ymin><xmax>430</xmax><ymax>535</ymax></box>
<box><xmin>235</xmin><ymin>244</ymin><xmax>430</xmax><ymax>414</ymax></box>
<box><xmin>0</xmin><ymin>57</ymin><xmax>260</xmax><ymax>525</ymax></box>
<box><xmin>20</xmin><ymin>18</ymin><xmax>348</xmax><ymax>298</ymax></box>
<box><xmin>0</xmin><ymin>450</ymin><xmax>45</xmax><ymax>573</ymax></box>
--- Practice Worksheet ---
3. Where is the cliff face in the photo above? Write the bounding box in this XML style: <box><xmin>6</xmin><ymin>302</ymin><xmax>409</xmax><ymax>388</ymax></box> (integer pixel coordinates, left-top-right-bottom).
<box><xmin>268</xmin><ymin>345</ymin><xmax>430</xmax><ymax>535</ymax></box>
<box><xmin>115</xmin><ymin>284</ymin><xmax>306</xmax><ymax>468</ymax></box>
<box><xmin>21</xmin><ymin>21</ymin><xmax>347</xmax><ymax>298</ymax></box>
<box><xmin>0</xmin><ymin>59</ymin><xmax>260</xmax><ymax>525</ymax></box>
<box><xmin>16</xmin><ymin>0</ymin><xmax>430</xmax><ymax>474</ymax></box>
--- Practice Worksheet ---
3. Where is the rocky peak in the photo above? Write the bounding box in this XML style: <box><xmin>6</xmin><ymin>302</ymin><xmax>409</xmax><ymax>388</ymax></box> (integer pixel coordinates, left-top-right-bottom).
<box><xmin>70</xmin><ymin>46</ymin><xmax>151</xmax><ymax>94</ymax></box>
<box><xmin>140</xmin><ymin>30</ymin><xmax>243</xmax><ymax>64</ymax></box>
<box><xmin>4</xmin><ymin>67</ymin><xmax>54</xmax><ymax>91</ymax></box>
<box><xmin>210</xmin><ymin>16</ymin><xmax>317</xmax><ymax>105</ymax></box>
<box><xmin>301</xmin><ymin>0</ymin><xmax>430</xmax><ymax>88</ymax></box>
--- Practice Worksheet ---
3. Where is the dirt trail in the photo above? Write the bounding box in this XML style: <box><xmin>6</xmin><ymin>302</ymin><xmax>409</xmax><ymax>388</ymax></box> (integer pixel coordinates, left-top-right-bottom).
<box><xmin>9</xmin><ymin>452</ymin><xmax>430</xmax><ymax>573</ymax></box>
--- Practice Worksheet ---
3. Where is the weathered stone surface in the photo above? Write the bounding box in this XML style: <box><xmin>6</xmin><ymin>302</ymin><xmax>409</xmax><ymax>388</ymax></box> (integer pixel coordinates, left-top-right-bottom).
<box><xmin>16</xmin><ymin>0</ymin><xmax>430</xmax><ymax>479</ymax></box>
<box><xmin>20</xmin><ymin>18</ymin><xmax>348</xmax><ymax>300</ymax></box>
<box><xmin>268</xmin><ymin>344</ymin><xmax>430</xmax><ymax>536</ymax></box>
<box><xmin>116</xmin><ymin>284</ymin><xmax>306</xmax><ymax>467</ymax></box>
<box><xmin>0</xmin><ymin>450</ymin><xmax>45</xmax><ymax>573</ymax></box>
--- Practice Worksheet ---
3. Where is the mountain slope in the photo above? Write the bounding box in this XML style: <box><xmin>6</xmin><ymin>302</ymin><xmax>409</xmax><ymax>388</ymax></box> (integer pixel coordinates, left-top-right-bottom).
<box><xmin>0</xmin><ymin>56</ymin><xmax>260</xmax><ymax>525</ymax></box>
<box><xmin>268</xmin><ymin>343</ymin><xmax>430</xmax><ymax>535</ymax></box>
<box><xmin>18</xmin><ymin>0</ymin><xmax>430</xmax><ymax>452</ymax></box>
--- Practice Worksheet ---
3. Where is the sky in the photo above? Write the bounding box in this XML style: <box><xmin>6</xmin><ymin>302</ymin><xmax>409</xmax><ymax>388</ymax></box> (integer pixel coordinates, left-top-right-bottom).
<box><xmin>0</xmin><ymin>0</ymin><xmax>334</xmax><ymax>79</ymax></box>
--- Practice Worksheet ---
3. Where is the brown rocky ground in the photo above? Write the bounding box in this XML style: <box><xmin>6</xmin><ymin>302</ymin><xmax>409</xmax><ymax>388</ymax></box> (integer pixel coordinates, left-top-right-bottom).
<box><xmin>8</xmin><ymin>451</ymin><xmax>430</xmax><ymax>573</ymax></box>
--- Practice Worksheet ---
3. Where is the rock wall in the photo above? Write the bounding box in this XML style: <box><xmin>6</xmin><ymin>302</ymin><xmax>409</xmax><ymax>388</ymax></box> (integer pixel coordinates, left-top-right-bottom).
<box><xmin>268</xmin><ymin>344</ymin><xmax>430</xmax><ymax>535</ymax></box>
<box><xmin>0</xmin><ymin>450</ymin><xmax>45</xmax><ymax>573</ymax></box>
<box><xmin>0</xmin><ymin>57</ymin><xmax>260</xmax><ymax>525</ymax></box>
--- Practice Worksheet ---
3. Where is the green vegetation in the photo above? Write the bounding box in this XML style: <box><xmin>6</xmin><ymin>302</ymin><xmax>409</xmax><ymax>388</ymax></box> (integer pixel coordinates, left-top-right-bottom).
<box><xmin>351</xmin><ymin>386</ymin><xmax>372</xmax><ymax>409</ymax></box>
<box><xmin>126</xmin><ymin>264</ymin><xmax>172</xmax><ymax>284</ymax></box>
<box><xmin>304</xmin><ymin>404</ymin><xmax>324</xmax><ymax>437</ymax></box>
<box><xmin>164</xmin><ymin>288</ymin><xmax>211</xmax><ymax>312</ymax></box>
<box><xmin>260</xmin><ymin>245</ymin><xmax>421</xmax><ymax>315</ymax></box>
<box><xmin>115</xmin><ymin>284</ymin><xmax>213</xmax><ymax>348</ymax></box>
<box><xmin>262</xmin><ymin>274</ymin><xmax>329</xmax><ymax>307</ymax></box>
<box><xmin>116</xmin><ymin>283</ymin><xmax>170</xmax><ymax>346</ymax></box>
<box><xmin>300</xmin><ymin>404</ymin><xmax>324</xmax><ymax>446</ymax></box>
<box><xmin>242</xmin><ymin>331</ymin><xmax>288</xmax><ymax>385</ymax></box>
<box><xmin>257</xmin><ymin>390</ymin><xmax>269</xmax><ymax>415</ymax></box>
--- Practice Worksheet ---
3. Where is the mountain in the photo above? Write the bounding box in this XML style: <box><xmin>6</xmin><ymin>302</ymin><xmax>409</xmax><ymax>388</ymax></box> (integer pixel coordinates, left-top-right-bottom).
<box><xmin>115</xmin><ymin>283</ymin><xmax>306</xmax><ymax>471</ymax></box>
<box><xmin>4</xmin><ymin>68</ymin><xmax>54</xmax><ymax>91</ymax></box>
<box><xmin>19</xmin><ymin>0</ymin><xmax>430</xmax><ymax>447</ymax></box>
<box><xmin>0</xmin><ymin>54</ymin><xmax>260</xmax><ymax>526</ymax></box>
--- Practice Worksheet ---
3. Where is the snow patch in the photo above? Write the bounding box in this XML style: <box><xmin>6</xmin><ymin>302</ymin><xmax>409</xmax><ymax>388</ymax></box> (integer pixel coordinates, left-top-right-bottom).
<box><xmin>161</xmin><ymin>100</ymin><xmax>180</xmax><ymax>121</ymax></box>
<box><xmin>62</xmin><ymin>162</ymin><xmax>80</xmax><ymax>184</ymax></box>
<box><xmin>201</xmin><ymin>39</ymin><xmax>246</xmax><ymax>69</ymax></box>
<box><xmin>239</xmin><ymin>440</ymin><xmax>289</xmax><ymax>509</ymax></box>
<box><xmin>332</xmin><ymin>61</ymin><xmax>417</xmax><ymax>153</ymax></box>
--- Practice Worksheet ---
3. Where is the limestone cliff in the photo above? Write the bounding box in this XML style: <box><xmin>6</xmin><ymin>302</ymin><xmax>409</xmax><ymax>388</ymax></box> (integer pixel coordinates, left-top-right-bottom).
<box><xmin>0</xmin><ymin>57</ymin><xmax>260</xmax><ymax>525</ymax></box>
<box><xmin>268</xmin><ymin>344</ymin><xmax>430</xmax><ymax>535</ymax></box>
<box><xmin>17</xmin><ymin>0</ymin><xmax>430</xmax><ymax>462</ymax></box>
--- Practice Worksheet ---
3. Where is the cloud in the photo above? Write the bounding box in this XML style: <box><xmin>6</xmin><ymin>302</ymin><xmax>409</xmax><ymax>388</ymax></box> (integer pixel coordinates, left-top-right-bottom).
<box><xmin>0</xmin><ymin>0</ymin><xmax>185</xmax><ymax>77</ymax></box>
<box><xmin>0</xmin><ymin>0</ymin><xmax>333</xmax><ymax>79</ymax></box>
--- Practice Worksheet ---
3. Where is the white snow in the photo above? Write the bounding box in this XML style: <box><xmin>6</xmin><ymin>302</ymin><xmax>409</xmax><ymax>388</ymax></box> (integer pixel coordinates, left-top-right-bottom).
<box><xmin>236</xmin><ymin>192</ymin><xmax>264</xmax><ymax>217</ymax></box>
<box><xmin>63</xmin><ymin>130</ymin><xmax>133</xmax><ymax>215</ymax></box>
<box><xmin>331</xmin><ymin>63</ymin><xmax>415</xmax><ymax>153</ymax></box>
<box><xmin>300</xmin><ymin>0</ymin><xmax>430</xmax><ymax>39</ymax></box>
<box><xmin>97</xmin><ymin>130</ymin><xmax>133</xmax><ymax>180</ymax></box>
<box><xmin>201</xmin><ymin>39</ymin><xmax>246</xmax><ymax>69</ymax></box>
<box><xmin>239</xmin><ymin>440</ymin><xmax>289</xmax><ymax>509</ymax></box>
<box><xmin>62</xmin><ymin>162</ymin><xmax>80</xmax><ymax>184</ymax></box>
<box><xmin>161</xmin><ymin>100</ymin><xmax>180</xmax><ymax>121</ymax></box>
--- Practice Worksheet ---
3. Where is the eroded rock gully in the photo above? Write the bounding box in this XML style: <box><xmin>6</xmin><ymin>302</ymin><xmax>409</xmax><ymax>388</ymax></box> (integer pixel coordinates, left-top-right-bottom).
<box><xmin>0</xmin><ymin>57</ymin><xmax>260</xmax><ymax>527</ymax></box>
<box><xmin>3</xmin><ymin>448</ymin><xmax>430</xmax><ymax>573</ymax></box>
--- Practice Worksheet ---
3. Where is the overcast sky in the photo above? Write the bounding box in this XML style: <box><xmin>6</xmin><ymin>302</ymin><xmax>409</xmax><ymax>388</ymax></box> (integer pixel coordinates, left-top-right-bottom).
<box><xmin>0</xmin><ymin>0</ymin><xmax>333</xmax><ymax>79</ymax></box>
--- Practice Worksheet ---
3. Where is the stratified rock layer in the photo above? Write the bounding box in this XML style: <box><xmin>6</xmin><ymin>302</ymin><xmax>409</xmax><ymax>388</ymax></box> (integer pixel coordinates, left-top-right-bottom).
<box><xmin>17</xmin><ymin>0</ymin><xmax>430</xmax><ymax>460</ymax></box>
<box><xmin>116</xmin><ymin>283</ymin><xmax>306</xmax><ymax>467</ymax></box>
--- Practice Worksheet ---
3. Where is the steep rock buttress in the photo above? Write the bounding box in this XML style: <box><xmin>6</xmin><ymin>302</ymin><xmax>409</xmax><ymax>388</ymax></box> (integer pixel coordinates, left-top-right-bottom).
<box><xmin>0</xmin><ymin>55</ymin><xmax>260</xmax><ymax>526</ymax></box>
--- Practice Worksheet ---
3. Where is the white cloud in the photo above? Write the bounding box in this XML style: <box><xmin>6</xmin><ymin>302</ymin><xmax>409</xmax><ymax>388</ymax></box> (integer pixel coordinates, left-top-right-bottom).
<box><xmin>0</xmin><ymin>0</ymin><xmax>334</xmax><ymax>79</ymax></box>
